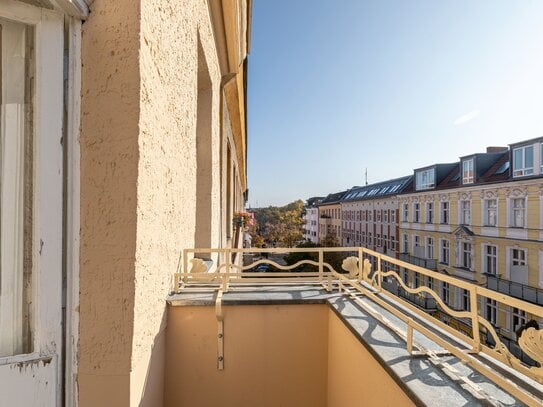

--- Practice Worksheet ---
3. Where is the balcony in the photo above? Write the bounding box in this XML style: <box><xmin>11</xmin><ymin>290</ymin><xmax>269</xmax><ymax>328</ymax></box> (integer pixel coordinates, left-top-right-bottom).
<box><xmin>399</xmin><ymin>253</ymin><xmax>437</xmax><ymax>270</ymax></box>
<box><xmin>486</xmin><ymin>274</ymin><xmax>543</xmax><ymax>306</ymax></box>
<box><xmin>170</xmin><ymin>247</ymin><xmax>543</xmax><ymax>407</ymax></box>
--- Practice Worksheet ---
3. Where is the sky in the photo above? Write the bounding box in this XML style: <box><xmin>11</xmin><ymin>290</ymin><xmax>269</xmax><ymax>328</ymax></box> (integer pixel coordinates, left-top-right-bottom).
<box><xmin>246</xmin><ymin>0</ymin><xmax>543</xmax><ymax>207</ymax></box>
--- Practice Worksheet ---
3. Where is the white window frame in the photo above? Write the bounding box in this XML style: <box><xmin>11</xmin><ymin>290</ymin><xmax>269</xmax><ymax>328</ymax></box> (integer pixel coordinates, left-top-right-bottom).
<box><xmin>415</xmin><ymin>168</ymin><xmax>435</xmax><ymax>190</ymax></box>
<box><xmin>0</xmin><ymin>4</ymin><xmax>76</xmax><ymax>402</ymax></box>
<box><xmin>391</xmin><ymin>210</ymin><xmax>396</xmax><ymax>223</ymax></box>
<box><xmin>402</xmin><ymin>234</ymin><xmax>408</xmax><ymax>253</ymax></box>
<box><xmin>441</xmin><ymin>282</ymin><xmax>450</xmax><ymax>305</ymax></box>
<box><xmin>460</xmin><ymin>200</ymin><xmax>471</xmax><ymax>225</ymax></box>
<box><xmin>440</xmin><ymin>201</ymin><xmax>449</xmax><ymax>224</ymax></box>
<box><xmin>413</xmin><ymin>203</ymin><xmax>420</xmax><ymax>223</ymax></box>
<box><xmin>426</xmin><ymin>202</ymin><xmax>433</xmax><ymax>223</ymax></box>
<box><xmin>462</xmin><ymin>158</ymin><xmax>474</xmax><ymax>184</ymax></box>
<box><xmin>483</xmin><ymin>244</ymin><xmax>497</xmax><ymax>275</ymax></box>
<box><xmin>484</xmin><ymin>198</ymin><xmax>497</xmax><ymax>227</ymax></box>
<box><xmin>509</xmin><ymin>198</ymin><xmax>526</xmax><ymax>228</ymax></box>
<box><xmin>510</xmin><ymin>307</ymin><xmax>527</xmax><ymax>332</ymax></box>
<box><xmin>440</xmin><ymin>239</ymin><xmax>449</xmax><ymax>265</ymax></box>
<box><xmin>402</xmin><ymin>203</ymin><xmax>408</xmax><ymax>222</ymax></box>
<box><xmin>461</xmin><ymin>242</ymin><xmax>473</xmax><ymax>270</ymax></box>
<box><xmin>511</xmin><ymin>248</ymin><xmax>527</xmax><ymax>266</ymax></box>
<box><xmin>426</xmin><ymin>237</ymin><xmax>434</xmax><ymax>259</ymax></box>
<box><xmin>485</xmin><ymin>298</ymin><xmax>497</xmax><ymax>325</ymax></box>
<box><xmin>512</xmin><ymin>145</ymin><xmax>534</xmax><ymax>177</ymax></box>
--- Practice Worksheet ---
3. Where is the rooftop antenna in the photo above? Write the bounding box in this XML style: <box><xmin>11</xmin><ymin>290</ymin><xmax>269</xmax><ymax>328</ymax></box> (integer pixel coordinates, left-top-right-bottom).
<box><xmin>365</xmin><ymin>168</ymin><xmax>368</xmax><ymax>186</ymax></box>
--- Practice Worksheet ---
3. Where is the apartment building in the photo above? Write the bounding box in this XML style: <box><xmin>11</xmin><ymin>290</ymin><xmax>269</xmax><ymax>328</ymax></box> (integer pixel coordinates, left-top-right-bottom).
<box><xmin>340</xmin><ymin>177</ymin><xmax>412</xmax><ymax>258</ymax></box>
<box><xmin>303</xmin><ymin>197</ymin><xmax>323</xmax><ymax>244</ymax></box>
<box><xmin>398</xmin><ymin>141</ymin><xmax>543</xmax><ymax>359</ymax></box>
<box><xmin>317</xmin><ymin>191</ymin><xmax>347</xmax><ymax>244</ymax></box>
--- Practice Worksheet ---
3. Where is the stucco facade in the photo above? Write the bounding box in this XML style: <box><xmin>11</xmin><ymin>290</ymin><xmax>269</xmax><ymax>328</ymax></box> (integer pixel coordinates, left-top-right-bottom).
<box><xmin>79</xmin><ymin>1</ymin><xmax>250</xmax><ymax>405</ymax></box>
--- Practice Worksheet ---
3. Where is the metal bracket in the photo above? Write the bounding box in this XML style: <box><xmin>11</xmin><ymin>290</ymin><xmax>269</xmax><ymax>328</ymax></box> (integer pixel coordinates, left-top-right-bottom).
<box><xmin>215</xmin><ymin>289</ymin><xmax>224</xmax><ymax>370</ymax></box>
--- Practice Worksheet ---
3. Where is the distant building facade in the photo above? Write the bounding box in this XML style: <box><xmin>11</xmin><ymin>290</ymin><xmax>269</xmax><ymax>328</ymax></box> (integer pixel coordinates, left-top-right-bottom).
<box><xmin>303</xmin><ymin>197</ymin><xmax>323</xmax><ymax>244</ymax></box>
<box><xmin>317</xmin><ymin>191</ymin><xmax>347</xmax><ymax>244</ymax></box>
<box><xmin>339</xmin><ymin>177</ymin><xmax>412</xmax><ymax>259</ymax></box>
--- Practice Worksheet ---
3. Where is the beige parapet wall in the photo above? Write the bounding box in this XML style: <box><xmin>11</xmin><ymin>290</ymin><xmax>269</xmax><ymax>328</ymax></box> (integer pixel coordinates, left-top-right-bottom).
<box><xmin>165</xmin><ymin>304</ymin><xmax>414</xmax><ymax>407</ymax></box>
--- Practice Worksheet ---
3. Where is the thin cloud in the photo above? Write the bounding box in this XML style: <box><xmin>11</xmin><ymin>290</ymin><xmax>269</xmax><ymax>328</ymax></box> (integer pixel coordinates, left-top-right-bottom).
<box><xmin>453</xmin><ymin>110</ymin><xmax>480</xmax><ymax>125</ymax></box>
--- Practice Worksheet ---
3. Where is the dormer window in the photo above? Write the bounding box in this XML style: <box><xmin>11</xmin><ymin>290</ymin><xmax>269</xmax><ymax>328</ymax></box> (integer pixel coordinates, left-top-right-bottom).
<box><xmin>462</xmin><ymin>159</ymin><xmax>474</xmax><ymax>184</ymax></box>
<box><xmin>512</xmin><ymin>145</ymin><xmax>533</xmax><ymax>177</ymax></box>
<box><xmin>415</xmin><ymin>168</ymin><xmax>435</xmax><ymax>190</ymax></box>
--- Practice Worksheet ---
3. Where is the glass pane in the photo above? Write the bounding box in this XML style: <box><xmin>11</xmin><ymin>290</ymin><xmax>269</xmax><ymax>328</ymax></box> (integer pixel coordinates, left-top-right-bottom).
<box><xmin>513</xmin><ymin>148</ymin><xmax>522</xmax><ymax>169</ymax></box>
<box><xmin>0</xmin><ymin>18</ymin><xmax>34</xmax><ymax>357</ymax></box>
<box><xmin>525</xmin><ymin>146</ymin><xmax>533</xmax><ymax>168</ymax></box>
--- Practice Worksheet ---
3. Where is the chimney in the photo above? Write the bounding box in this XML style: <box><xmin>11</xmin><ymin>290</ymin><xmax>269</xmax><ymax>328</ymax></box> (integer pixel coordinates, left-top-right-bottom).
<box><xmin>486</xmin><ymin>146</ymin><xmax>508</xmax><ymax>154</ymax></box>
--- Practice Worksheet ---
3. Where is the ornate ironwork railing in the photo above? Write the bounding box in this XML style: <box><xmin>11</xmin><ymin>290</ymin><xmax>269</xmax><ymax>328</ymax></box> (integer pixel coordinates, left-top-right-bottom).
<box><xmin>173</xmin><ymin>246</ymin><xmax>543</xmax><ymax>407</ymax></box>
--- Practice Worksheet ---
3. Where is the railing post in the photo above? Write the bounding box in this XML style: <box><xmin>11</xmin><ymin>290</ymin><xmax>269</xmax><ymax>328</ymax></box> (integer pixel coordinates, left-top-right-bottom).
<box><xmin>183</xmin><ymin>248</ymin><xmax>188</xmax><ymax>284</ymax></box>
<box><xmin>358</xmin><ymin>248</ymin><xmax>363</xmax><ymax>282</ymax></box>
<box><xmin>318</xmin><ymin>249</ymin><xmax>324</xmax><ymax>284</ymax></box>
<box><xmin>470</xmin><ymin>286</ymin><xmax>481</xmax><ymax>352</ymax></box>
<box><xmin>224</xmin><ymin>249</ymin><xmax>230</xmax><ymax>292</ymax></box>
<box><xmin>407</xmin><ymin>319</ymin><xmax>413</xmax><ymax>354</ymax></box>
<box><xmin>377</xmin><ymin>254</ymin><xmax>383</xmax><ymax>292</ymax></box>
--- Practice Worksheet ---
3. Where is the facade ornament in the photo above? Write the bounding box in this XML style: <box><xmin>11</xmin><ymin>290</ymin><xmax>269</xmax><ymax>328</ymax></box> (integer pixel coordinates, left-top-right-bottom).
<box><xmin>342</xmin><ymin>257</ymin><xmax>359</xmax><ymax>278</ymax></box>
<box><xmin>518</xmin><ymin>327</ymin><xmax>543</xmax><ymax>368</ymax></box>
<box><xmin>459</xmin><ymin>191</ymin><xmax>472</xmax><ymax>201</ymax></box>
<box><xmin>505</xmin><ymin>187</ymin><xmax>528</xmax><ymax>198</ymax></box>
<box><xmin>438</xmin><ymin>193</ymin><xmax>450</xmax><ymax>202</ymax></box>
<box><xmin>480</xmin><ymin>189</ymin><xmax>498</xmax><ymax>199</ymax></box>
<box><xmin>189</xmin><ymin>258</ymin><xmax>208</xmax><ymax>274</ymax></box>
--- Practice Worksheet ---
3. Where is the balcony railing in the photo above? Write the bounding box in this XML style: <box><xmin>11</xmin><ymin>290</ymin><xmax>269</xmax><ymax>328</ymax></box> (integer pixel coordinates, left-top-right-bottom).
<box><xmin>174</xmin><ymin>246</ymin><xmax>543</xmax><ymax>407</ymax></box>
<box><xmin>399</xmin><ymin>253</ymin><xmax>437</xmax><ymax>270</ymax></box>
<box><xmin>486</xmin><ymin>274</ymin><xmax>543</xmax><ymax>306</ymax></box>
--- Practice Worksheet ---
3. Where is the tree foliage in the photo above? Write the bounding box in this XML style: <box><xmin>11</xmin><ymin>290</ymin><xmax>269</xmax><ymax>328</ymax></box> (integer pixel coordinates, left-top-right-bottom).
<box><xmin>250</xmin><ymin>200</ymin><xmax>305</xmax><ymax>247</ymax></box>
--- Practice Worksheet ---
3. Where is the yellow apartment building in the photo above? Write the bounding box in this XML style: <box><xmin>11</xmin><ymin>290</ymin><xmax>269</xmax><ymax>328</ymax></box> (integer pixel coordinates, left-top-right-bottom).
<box><xmin>317</xmin><ymin>191</ymin><xmax>347</xmax><ymax>244</ymax></box>
<box><xmin>398</xmin><ymin>142</ymin><xmax>543</xmax><ymax>360</ymax></box>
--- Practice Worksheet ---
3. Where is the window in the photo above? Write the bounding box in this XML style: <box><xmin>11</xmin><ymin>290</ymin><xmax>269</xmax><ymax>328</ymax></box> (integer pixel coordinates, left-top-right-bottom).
<box><xmin>541</xmin><ymin>143</ymin><xmax>543</xmax><ymax>173</ymax></box>
<box><xmin>427</xmin><ymin>277</ymin><xmax>434</xmax><ymax>291</ymax></box>
<box><xmin>391</xmin><ymin>210</ymin><xmax>396</xmax><ymax>223</ymax></box>
<box><xmin>415</xmin><ymin>168</ymin><xmax>435</xmax><ymax>190</ymax></box>
<box><xmin>368</xmin><ymin>233</ymin><xmax>373</xmax><ymax>246</ymax></box>
<box><xmin>414</xmin><ymin>272</ymin><xmax>420</xmax><ymax>288</ymax></box>
<box><xmin>511</xmin><ymin>248</ymin><xmax>527</xmax><ymax>266</ymax></box>
<box><xmin>484</xmin><ymin>245</ymin><xmax>497</xmax><ymax>275</ymax></box>
<box><xmin>402</xmin><ymin>234</ymin><xmax>409</xmax><ymax>253</ymax></box>
<box><xmin>460</xmin><ymin>200</ymin><xmax>471</xmax><ymax>225</ymax></box>
<box><xmin>485</xmin><ymin>299</ymin><xmax>497</xmax><ymax>325</ymax></box>
<box><xmin>461</xmin><ymin>289</ymin><xmax>470</xmax><ymax>311</ymax></box>
<box><xmin>391</xmin><ymin>239</ymin><xmax>396</xmax><ymax>251</ymax></box>
<box><xmin>426</xmin><ymin>202</ymin><xmax>434</xmax><ymax>223</ymax></box>
<box><xmin>384</xmin><ymin>210</ymin><xmax>389</xmax><ymax>223</ymax></box>
<box><xmin>484</xmin><ymin>199</ymin><xmax>497</xmax><ymax>227</ymax></box>
<box><xmin>440</xmin><ymin>239</ymin><xmax>449</xmax><ymax>265</ymax></box>
<box><xmin>461</xmin><ymin>242</ymin><xmax>472</xmax><ymax>269</ymax></box>
<box><xmin>510</xmin><ymin>198</ymin><xmax>525</xmax><ymax>228</ymax></box>
<box><xmin>402</xmin><ymin>203</ymin><xmax>408</xmax><ymax>222</ymax></box>
<box><xmin>462</xmin><ymin>159</ymin><xmax>474</xmax><ymax>184</ymax></box>
<box><xmin>376</xmin><ymin>234</ymin><xmax>381</xmax><ymax>247</ymax></box>
<box><xmin>440</xmin><ymin>201</ymin><xmax>449</xmax><ymax>224</ymax></box>
<box><xmin>413</xmin><ymin>235</ymin><xmax>420</xmax><ymax>251</ymax></box>
<box><xmin>368</xmin><ymin>211</ymin><xmax>373</xmax><ymax>222</ymax></box>
<box><xmin>441</xmin><ymin>282</ymin><xmax>450</xmax><ymax>304</ymax></box>
<box><xmin>511</xmin><ymin>307</ymin><xmax>527</xmax><ymax>331</ymax></box>
<box><xmin>362</xmin><ymin>231</ymin><xmax>366</xmax><ymax>245</ymax></box>
<box><xmin>413</xmin><ymin>203</ymin><xmax>420</xmax><ymax>223</ymax></box>
<box><xmin>426</xmin><ymin>237</ymin><xmax>434</xmax><ymax>259</ymax></box>
<box><xmin>376</xmin><ymin>210</ymin><xmax>381</xmax><ymax>222</ymax></box>
<box><xmin>512</xmin><ymin>146</ymin><xmax>534</xmax><ymax>177</ymax></box>
<box><xmin>0</xmin><ymin>18</ymin><xmax>35</xmax><ymax>357</ymax></box>
<box><xmin>403</xmin><ymin>269</ymin><xmax>409</xmax><ymax>285</ymax></box>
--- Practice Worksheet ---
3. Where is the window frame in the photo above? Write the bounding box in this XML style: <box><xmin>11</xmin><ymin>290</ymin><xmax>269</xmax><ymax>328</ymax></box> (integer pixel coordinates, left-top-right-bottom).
<box><xmin>484</xmin><ymin>198</ymin><xmax>497</xmax><ymax>227</ymax></box>
<box><xmin>462</xmin><ymin>158</ymin><xmax>474</xmax><ymax>184</ymax></box>
<box><xmin>460</xmin><ymin>200</ymin><xmax>471</xmax><ymax>225</ymax></box>
<box><xmin>426</xmin><ymin>202</ymin><xmax>434</xmax><ymax>223</ymax></box>
<box><xmin>512</xmin><ymin>145</ymin><xmax>534</xmax><ymax>177</ymax></box>
<box><xmin>0</xmin><ymin>1</ymin><xmax>65</xmax><ymax>363</ymax></box>
<box><xmin>510</xmin><ymin>197</ymin><xmax>526</xmax><ymax>228</ymax></box>
<box><xmin>440</xmin><ymin>201</ymin><xmax>449</xmax><ymax>224</ymax></box>
<box><xmin>440</xmin><ymin>239</ymin><xmax>450</xmax><ymax>265</ymax></box>
<box><xmin>415</xmin><ymin>168</ymin><xmax>435</xmax><ymax>190</ymax></box>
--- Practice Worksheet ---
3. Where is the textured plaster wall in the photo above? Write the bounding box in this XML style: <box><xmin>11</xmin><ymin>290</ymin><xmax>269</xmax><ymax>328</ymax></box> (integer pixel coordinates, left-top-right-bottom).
<box><xmin>80</xmin><ymin>0</ymin><xmax>225</xmax><ymax>405</ymax></box>
<box><xmin>133</xmin><ymin>0</ymin><xmax>221</xmax><ymax>404</ymax></box>
<box><xmin>79</xmin><ymin>0</ymin><xmax>140</xmax><ymax>404</ymax></box>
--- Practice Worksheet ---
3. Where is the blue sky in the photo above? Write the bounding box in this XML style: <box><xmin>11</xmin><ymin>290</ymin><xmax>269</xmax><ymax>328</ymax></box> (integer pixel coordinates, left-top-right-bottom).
<box><xmin>247</xmin><ymin>0</ymin><xmax>543</xmax><ymax>207</ymax></box>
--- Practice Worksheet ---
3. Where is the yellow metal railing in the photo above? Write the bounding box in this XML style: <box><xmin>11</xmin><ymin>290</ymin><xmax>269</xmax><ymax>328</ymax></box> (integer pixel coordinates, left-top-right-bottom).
<box><xmin>173</xmin><ymin>246</ymin><xmax>543</xmax><ymax>407</ymax></box>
